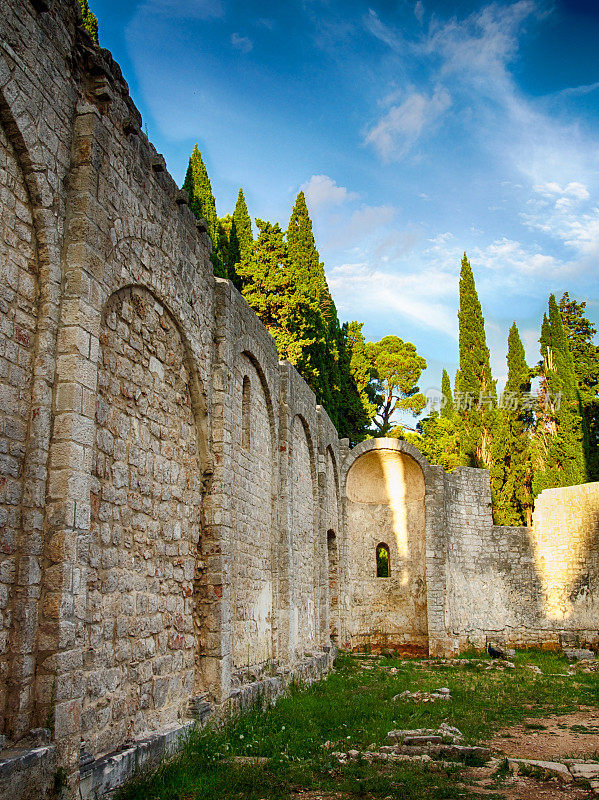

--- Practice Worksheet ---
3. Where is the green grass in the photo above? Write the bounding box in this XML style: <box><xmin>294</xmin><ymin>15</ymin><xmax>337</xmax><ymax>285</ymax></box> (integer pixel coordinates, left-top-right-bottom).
<box><xmin>116</xmin><ymin>650</ymin><xmax>599</xmax><ymax>800</ymax></box>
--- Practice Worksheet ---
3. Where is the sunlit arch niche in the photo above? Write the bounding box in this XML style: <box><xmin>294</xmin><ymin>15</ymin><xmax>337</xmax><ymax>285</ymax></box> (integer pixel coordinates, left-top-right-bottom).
<box><xmin>346</xmin><ymin>449</ymin><xmax>425</xmax><ymax>560</ymax></box>
<box><xmin>345</xmin><ymin>446</ymin><xmax>427</xmax><ymax>653</ymax></box>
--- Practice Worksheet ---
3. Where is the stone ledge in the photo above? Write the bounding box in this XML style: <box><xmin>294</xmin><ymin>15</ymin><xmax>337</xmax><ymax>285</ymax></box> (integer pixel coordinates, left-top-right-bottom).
<box><xmin>0</xmin><ymin>744</ymin><xmax>56</xmax><ymax>800</ymax></box>
<box><xmin>79</xmin><ymin>722</ymin><xmax>194</xmax><ymax>800</ymax></box>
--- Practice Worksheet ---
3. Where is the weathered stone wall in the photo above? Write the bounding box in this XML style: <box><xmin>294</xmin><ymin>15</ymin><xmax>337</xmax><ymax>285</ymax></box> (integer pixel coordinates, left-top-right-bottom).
<box><xmin>2</xmin><ymin>1</ymin><xmax>599</xmax><ymax>797</ymax></box>
<box><xmin>0</xmin><ymin>1</ymin><xmax>342</xmax><ymax>796</ymax></box>
<box><xmin>84</xmin><ymin>286</ymin><xmax>202</xmax><ymax>756</ymax></box>
<box><xmin>0</xmin><ymin>114</ymin><xmax>39</xmax><ymax>737</ymax></box>
<box><xmin>443</xmin><ymin>471</ymin><xmax>599</xmax><ymax>651</ymax></box>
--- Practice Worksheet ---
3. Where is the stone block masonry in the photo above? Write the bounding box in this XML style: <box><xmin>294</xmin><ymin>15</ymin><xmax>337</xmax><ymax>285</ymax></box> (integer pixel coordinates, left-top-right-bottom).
<box><xmin>1</xmin><ymin>0</ymin><xmax>598</xmax><ymax>797</ymax></box>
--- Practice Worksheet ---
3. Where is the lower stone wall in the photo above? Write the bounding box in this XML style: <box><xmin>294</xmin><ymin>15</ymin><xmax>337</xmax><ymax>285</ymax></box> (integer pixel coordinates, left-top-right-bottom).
<box><xmin>78</xmin><ymin>649</ymin><xmax>334</xmax><ymax>800</ymax></box>
<box><xmin>444</xmin><ymin>475</ymin><xmax>599</xmax><ymax>652</ymax></box>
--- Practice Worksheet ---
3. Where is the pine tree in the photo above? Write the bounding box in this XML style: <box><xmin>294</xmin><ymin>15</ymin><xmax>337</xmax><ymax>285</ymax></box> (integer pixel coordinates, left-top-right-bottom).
<box><xmin>456</xmin><ymin>253</ymin><xmax>496</xmax><ymax>467</ymax></box>
<box><xmin>533</xmin><ymin>295</ymin><xmax>587</xmax><ymax>495</ymax></box>
<box><xmin>558</xmin><ymin>292</ymin><xmax>599</xmax><ymax>480</ymax></box>
<box><xmin>365</xmin><ymin>336</ymin><xmax>427</xmax><ymax>435</ymax></box>
<box><xmin>490</xmin><ymin>323</ymin><xmax>533</xmax><ymax>525</ymax></box>
<box><xmin>182</xmin><ymin>145</ymin><xmax>225</xmax><ymax>277</ymax></box>
<box><xmin>79</xmin><ymin>0</ymin><xmax>99</xmax><ymax>43</ymax></box>
<box><xmin>441</xmin><ymin>368</ymin><xmax>454</xmax><ymax>418</ymax></box>
<box><xmin>237</xmin><ymin>219</ymin><xmax>319</xmax><ymax>365</ymax></box>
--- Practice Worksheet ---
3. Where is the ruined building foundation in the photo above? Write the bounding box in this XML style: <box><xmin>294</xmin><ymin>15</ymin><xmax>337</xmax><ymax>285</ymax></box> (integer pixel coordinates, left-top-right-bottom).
<box><xmin>0</xmin><ymin>0</ymin><xmax>598</xmax><ymax>796</ymax></box>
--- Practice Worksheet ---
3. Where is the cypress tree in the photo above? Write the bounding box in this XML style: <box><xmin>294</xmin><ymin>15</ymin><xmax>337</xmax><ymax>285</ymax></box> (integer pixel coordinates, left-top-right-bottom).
<box><xmin>533</xmin><ymin>295</ymin><xmax>587</xmax><ymax>494</ymax></box>
<box><xmin>182</xmin><ymin>145</ymin><xmax>225</xmax><ymax>277</ymax></box>
<box><xmin>558</xmin><ymin>293</ymin><xmax>599</xmax><ymax>480</ymax></box>
<box><xmin>79</xmin><ymin>0</ymin><xmax>99</xmax><ymax>43</ymax></box>
<box><xmin>224</xmin><ymin>189</ymin><xmax>253</xmax><ymax>291</ymax></box>
<box><xmin>441</xmin><ymin>368</ymin><xmax>454</xmax><ymax>418</ymax></box>
<box><xmin>233</xmin><ymin>189</ymin><xmax>253</xmax><ymax>263</ymax></box>
<box><xmin>456</xmin><ymin>253</ymin><xmax>496</xmax><ymax>467</ymax></box>
<box><xmin>490</xmin><ymin>323</ymin><xmax>533</xmax><ymax>525</ymax></box>
<box><xmin>286</xmin><ymin>191</ymin><xmax>334</xmax><ymax>418</ymax></box>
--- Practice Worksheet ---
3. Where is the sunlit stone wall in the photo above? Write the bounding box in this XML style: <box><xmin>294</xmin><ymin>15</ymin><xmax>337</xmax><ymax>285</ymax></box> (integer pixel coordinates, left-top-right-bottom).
<box><xmin>444</xmin><ymin>472</ymin><xmax>599</xmax><ymax>651</ymax></box>
<box><xmin>345</xmin><ymin>449</ymin><xmax>428</xmax><ymax>653</ymax></box>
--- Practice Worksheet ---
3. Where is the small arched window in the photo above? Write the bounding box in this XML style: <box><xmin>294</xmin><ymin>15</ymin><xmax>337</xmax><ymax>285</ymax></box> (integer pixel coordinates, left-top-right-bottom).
<box><xmin>376</xmin><ymin>543</ymin><xmax>390</xmax><ymax>578</ymax></box>
<box><xmin>242</xmin><ymin>375</ymin><xmax>251</xmax><ymax>451</ymax></box>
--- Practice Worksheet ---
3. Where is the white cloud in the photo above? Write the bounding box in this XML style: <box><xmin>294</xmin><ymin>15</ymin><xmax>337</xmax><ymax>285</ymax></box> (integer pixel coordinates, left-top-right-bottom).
<box><xmin>558</xmin><ymin>81</ymin><xmax>599</xmax><ymax>98</ymax></box>
<box><xmin>231</xmin><ymin>32</ymin><xmax>253</xmax><ymax>53</ymax></box>
<box><xmin>414</xmin><ymin>1</ymin><xmax>424</xmax><ymax>25</ymax></box>
<box><xmin>139</xmin><ymin>0</ymin><xmax>224</xmax><ymax>19</ymax></box>
<box><xmin>364</xmin><ymin>87</ymin><xmax>451</xmax><ymax>160</ymax></box>
<box><xmin>328</xmin><ymin>262</ymin><xmax>458</xmax><ymax>338</ymax></box>
<box><xmin>300</xmin><ymin>174</ymin><xmax>357</xmax><ymax>212</ymax></box>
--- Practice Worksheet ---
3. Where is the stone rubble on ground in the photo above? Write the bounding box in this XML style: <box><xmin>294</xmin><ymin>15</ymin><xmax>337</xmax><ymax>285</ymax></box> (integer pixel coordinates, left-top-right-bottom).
<box><xmin>508</xmin><ymin>757</ymin><xmax>599</xmax><ymax>794</ymax></box>
<box><xmin>564</xmin><ymin>648</ymin><xmax>596</xmax><ymax>662</ymax></box>
<box><xmin>331</xmin><ymin>725</ymin><xmax>490</xmax><ymax>766</ymax></box>
<box><xmin>392</xmin><ymin>687</ymin><xmax>452</xmax><ymax>702</ymax></box>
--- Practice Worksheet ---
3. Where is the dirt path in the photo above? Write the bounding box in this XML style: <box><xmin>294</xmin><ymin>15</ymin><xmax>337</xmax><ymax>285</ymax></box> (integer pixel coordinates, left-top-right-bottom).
<box><xmin>485</xmin><ymin>709</ymin><xmax>599</xmax><ymax>761</ymax></box>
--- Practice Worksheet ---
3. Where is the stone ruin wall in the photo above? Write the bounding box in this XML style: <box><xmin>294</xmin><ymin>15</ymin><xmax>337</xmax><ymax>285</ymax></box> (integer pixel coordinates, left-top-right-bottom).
<box><xmin>0</xmin><ymin>0</ymin><xmax>339</xmax><ymax>795</ymax></box>
<box><xmin>341</xmin><ymin>441</ymin><xmax>599</xmax><ymax>659</ymax></box>
<box><xmin>1</xmin><ymin>1</ymin><xmax>599</xmax><ymax>798</ymax></box>
<box><xmin>444</xmin><ymin>470</ymin><xmax>599</xmax><ymax>652</ymax></box>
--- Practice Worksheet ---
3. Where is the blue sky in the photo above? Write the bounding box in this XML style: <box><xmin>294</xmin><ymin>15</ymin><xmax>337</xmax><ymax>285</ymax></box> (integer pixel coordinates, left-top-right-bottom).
<box><xmin>94</xmin><ymin>0</ymin><xmax>599</xmax><ymax>412</ymax></box>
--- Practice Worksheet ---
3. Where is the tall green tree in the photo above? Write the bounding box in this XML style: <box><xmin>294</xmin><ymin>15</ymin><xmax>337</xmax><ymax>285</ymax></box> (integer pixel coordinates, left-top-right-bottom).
<box><xmin>365</xmin><ymin>336</ymin><xmax>427</xmax><ymax>435</ymax></box>
<box><xmin>533</xmin><ymin>294</ymin><xmax>587</xmax><ymax>495</ymax></box>
<box><xmin>221</xmin><ymin>189</ymin><xmax>253</xmax><ymax>291</ymax></box>
<box><xmin>490</xmin><ymin>323</ymin><xmax>533</xmax><ymax>525</ymax></box>
<box><xmin>441</xmin><ymin>368</ymin><xmax>454</xmax><ymax>418</ymax></box>
<box><xmin>456</xmin><ymin>253</ymin><xmax>496</xmax><ymax>467</ymax></box>
<box><xmin>233</xmin><ymin>189</ymin><xmax>253</xmax><ymax>264</ymax></box>
<box><xmin>286</xmin><ymin>191</ymin><xmax>336</xmax><ymax>419</ymax></box>
<box><xmin>558</xmin><ymin>292</ymin><xmax>599</xmax><ymax>480</ymax></box>
<box><xmin>79</xmin><ymin>0</ymin><xmax>99</xmax><ymax>43</ymax></box>
<box><xmin>182</xmin><ymin>145</ymin><xmax>225</xmax><ymax>277</ymax></box>
<box><xmin>237</xmin><ymin>219</ymin><xmax>318</xmax><ymax>366</ymax></box>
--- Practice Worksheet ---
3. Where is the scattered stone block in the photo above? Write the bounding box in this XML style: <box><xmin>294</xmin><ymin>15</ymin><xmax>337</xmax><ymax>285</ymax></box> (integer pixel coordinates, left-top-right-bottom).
<box><xmin>508</xmin><ymin>757</ymin><xmax>573</xmax><ymax>782</ymax></box>
<box><xmin>564</xmin><ymin>648</ymin><xmax>596</xmax><ymax>662</ymax></box>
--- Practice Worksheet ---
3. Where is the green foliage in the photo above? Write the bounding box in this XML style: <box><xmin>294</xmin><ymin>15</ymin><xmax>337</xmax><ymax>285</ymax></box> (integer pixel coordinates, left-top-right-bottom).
<box><xmin>79</xmin><ymin>0</ymin><xmax>99</xmax><ymax>43</ymax></box>
<box><xmin>403</xmin><ymin>368</ymin><xmax>462</xmax><ymax>471</ymax></box>
<box><xmin>440</xmin><ymin>368</ymin><xmax>453</xmax><ymax>418</ymax></box>
<box><xmin>456</xmin><ymin>253</ymin><xmax>496</xmax><ymax>467</ymax></box>
<box><xmin>286</xmin><ymin>191</ymin><xmax>335</xmax><ymax>416</ymax></box>
<box><xmin>375</xmin><ymin>544</ymin><xmax>389</xmax><ymax>577</ymax></box>
<box><xmin>558</xmin><ymin>292</ymin><xmax>599</xmax><ymax>480</ymax></box>
<box><xmin>183</xmin><ymin>145</ymin><xmax>226</xmax><ymax>277</ymax></box>
<box><xmin>336</xmin><ymin>323</ymin><xmax>371</xmax><ymax>444</ymax></box>
<box><xmin>238</xmin><ymin>219</ymin><xmax>317</xmax><ymax>365</ymax></box>
<box><xmin>365</xmin><ymin>336</ymin><xmax>427</xmax><ymax>435</ymax></box>
<box><xmin>533</xmin><ymin>294</ymin><xmax>587</xmax><ymax>495</ymax></box>
<box><xmin>490</xmin><ymin>323</ymin><xmax>533</xmax><ymax>525</ymax></box>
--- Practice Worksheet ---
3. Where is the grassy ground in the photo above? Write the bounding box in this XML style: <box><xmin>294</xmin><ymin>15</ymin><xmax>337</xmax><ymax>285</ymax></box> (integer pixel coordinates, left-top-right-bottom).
<box><xmin>117</xmin><ymin>650</ymin><xmax>599</xmax><ymax>800</ymax></box>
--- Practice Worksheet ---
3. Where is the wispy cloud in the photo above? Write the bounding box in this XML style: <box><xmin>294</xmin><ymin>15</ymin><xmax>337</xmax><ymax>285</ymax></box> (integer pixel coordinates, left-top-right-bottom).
<box><xmin>364</xmin><ymin>87</ymin><xmax>451</xmax><ymax>160</ymax></box>
<box><xmin>558</xmin><ymin>81</ymin><xmax>599</xmax><ymax>98</ymax></box>
<box><xmin>231</xmin><ymin>32</ymin><xmax>253</xmax><ymax>53</ymax></box>
<box><xmin>328</xmin><ymin>261</ymin><xmax>458</xmax><ymax>338</ymax></box>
